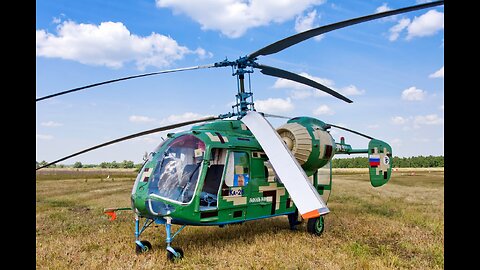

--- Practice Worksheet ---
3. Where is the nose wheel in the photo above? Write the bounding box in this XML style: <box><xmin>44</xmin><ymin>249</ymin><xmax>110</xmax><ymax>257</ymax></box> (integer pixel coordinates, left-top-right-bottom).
<box><xmin>135</xmin><ymin>240</ymin><xmax>152</xmax><ymax>254</ymax></box>
<box><xmin>166</xmin><ymin>246</ymin><xmax>184</xmax><ymax>261</ymax></box>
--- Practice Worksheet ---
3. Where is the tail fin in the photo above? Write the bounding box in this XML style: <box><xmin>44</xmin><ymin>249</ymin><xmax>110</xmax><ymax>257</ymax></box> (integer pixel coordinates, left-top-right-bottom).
<box><xmin>368</xmin><ymin>139</ymin><xmax>392</xmax><ymax>187</ymax></box>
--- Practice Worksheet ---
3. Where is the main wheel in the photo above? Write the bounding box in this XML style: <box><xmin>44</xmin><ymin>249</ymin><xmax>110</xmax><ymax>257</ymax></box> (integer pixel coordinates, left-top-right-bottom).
<box><xmin>167</xmin><ymin>247</ymin><xmax>184</xmax><ymax>262</ymax></box>
<box><xmin>307</xmin><ymin>216</ymin><xmax>325</xmax><ymax>236</ymax></box>
<box><xmin>135</xmin><ymin>240</ymin><xmax>152</xmax><ymax>254</ymax></box>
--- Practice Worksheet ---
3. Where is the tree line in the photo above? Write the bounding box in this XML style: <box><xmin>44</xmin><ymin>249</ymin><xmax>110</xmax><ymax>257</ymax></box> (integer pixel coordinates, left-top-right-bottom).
<box><xmin>36</xmin><ymin>160</ymin><xmax>142</xmax><ymax>169</ymax></box>
<box><xmin>37</xmin><ymin>155</ymin><xmax>444</xmax><ymax>169</ymax></box>
<box><xmin>331</xmin><ymin>155</ymin><xmax>443</xmax><ymax>168</ymax></box>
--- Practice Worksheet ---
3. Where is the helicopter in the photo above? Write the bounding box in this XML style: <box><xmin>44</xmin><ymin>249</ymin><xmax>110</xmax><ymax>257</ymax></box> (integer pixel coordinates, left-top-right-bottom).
<box><xmin>36</xmin><ymin>1</ymin><xmax>444</xmax><ymax>262</ymax></box>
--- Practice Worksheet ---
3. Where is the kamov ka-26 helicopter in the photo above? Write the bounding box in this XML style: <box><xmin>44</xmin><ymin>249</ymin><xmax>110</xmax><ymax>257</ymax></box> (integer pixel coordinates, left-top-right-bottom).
<box><xmin>36</xmin><ymin>1</ymin><xmax>444</xmax><ymax>261</ymax></box>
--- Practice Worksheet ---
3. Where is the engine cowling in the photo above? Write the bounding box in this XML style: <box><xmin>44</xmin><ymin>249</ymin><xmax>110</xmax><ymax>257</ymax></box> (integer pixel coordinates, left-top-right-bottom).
<box><xmin>276</xmin><ymin>117</ymin><xmax>335</xmax><ymax>175</ymax></box>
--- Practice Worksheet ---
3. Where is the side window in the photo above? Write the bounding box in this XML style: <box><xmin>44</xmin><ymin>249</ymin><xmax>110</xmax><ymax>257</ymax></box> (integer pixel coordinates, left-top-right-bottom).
<box><xmin>225</xmin><ymin>151</ymin><xmax>250</xmax><ymax>187</ymax></box>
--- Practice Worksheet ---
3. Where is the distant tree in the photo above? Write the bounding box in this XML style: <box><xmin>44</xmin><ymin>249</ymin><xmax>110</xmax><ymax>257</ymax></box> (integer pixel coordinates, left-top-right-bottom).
<box><xmin>73</xmin><ymin>162</ymin><xmax>83</xmax><ymax>168</ymax></box>
<box><xmin>110</xmin><ymin>161</ymin><xmax>119</xmax><ymax>168</ymax></box>
<box><xmin>121</xmin><ymin>160</ymin><xmax>135</xmax><ymax>168</ymax></box>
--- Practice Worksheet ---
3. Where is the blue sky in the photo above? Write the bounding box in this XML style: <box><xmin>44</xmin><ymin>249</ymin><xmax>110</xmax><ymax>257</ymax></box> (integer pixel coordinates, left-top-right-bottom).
<box><xmin>36</xmin><ymin>0</ymin><xmax>444</xmax><ymax>165</ymax></box>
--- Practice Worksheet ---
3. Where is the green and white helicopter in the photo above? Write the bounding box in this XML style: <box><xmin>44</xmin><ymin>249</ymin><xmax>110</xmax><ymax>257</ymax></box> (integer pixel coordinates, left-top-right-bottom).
<box><xmin>36</xmin><ymin>1</ymin><xmax>443</xmax><ymax>261</ymax></box>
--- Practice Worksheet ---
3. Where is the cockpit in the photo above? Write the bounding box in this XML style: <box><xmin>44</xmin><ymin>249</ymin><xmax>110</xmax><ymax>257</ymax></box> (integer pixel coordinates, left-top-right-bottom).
<box><xmin>148</xmin><ymin>134</ymin><xmax>205</xmax><ymax>204</ymax></box>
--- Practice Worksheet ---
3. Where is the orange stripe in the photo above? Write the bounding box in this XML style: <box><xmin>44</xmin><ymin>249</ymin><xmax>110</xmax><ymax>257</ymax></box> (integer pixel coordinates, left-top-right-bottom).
<box><xmin>301</xmin><ymin>209</ymin><xmax>320</xmax><ymax>219</ymax></box>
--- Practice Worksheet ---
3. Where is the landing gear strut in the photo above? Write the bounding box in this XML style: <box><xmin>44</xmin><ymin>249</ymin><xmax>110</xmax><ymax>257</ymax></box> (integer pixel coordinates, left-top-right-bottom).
<box><xmin>164</xmin><ymin>217</ymin><xmax>186</xmax><ymax>262</ymax></box>
<box><xmin>133</xmin><ymin>215</ymin><xmax>187</xmax><ymax>261</ymax></box>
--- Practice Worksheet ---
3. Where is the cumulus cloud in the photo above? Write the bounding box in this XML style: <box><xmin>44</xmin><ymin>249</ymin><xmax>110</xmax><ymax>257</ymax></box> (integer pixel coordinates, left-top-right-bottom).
<box><xmin>255</xmin><ymin>97</ymin><xmax>294</xmax><ymax>113</ymax></box>
<box><xmin>375</xmin><ymin>3</ymin><xmax>398</xmax><ymax>22</ymax></box>
<box><xmin>41</xmin><ymin>121</ymin><xmax>63</xmax><ymax>127</ymax></box>
<box><xmin>295</xmin><ymin>10</ymin><xmax>323</xmax><ymax>41</ymax></box>
<box><xmin>414</xmin><ymin>114</ymin><xmax>443</xmax><ymax>126</ymax></box>
<box><xmin>36</xmin><ymin>20</ymin><xmax>210</xmax><ymax>70</ymax></box>
<box><xmin>387</xmin><ymin>9</ymin><xmax>443</xmax><ymax>41</ymax></box>
<box><xmin>160</xmin><ymin>112</ymin><xmax>208</xmax><ymax>124</ymax></box>
<box><xmin>388</xmin><ymin>18</ymin><xmax>411</xmax><ymax>41</ymax></box>
<box><xmin>313</xmin><ymin>105</ymin><xmax>334</xmax><ymax>115</ymax></box>
<box><xmin>273</xmin><ymin>72</ymin><xmax>365</xmax><ymax>99</ymax></box>
<box><xmin>401</xmin><ymin>86</ymin><xmax>426</xmax><ymax>101</ymax></box>
<box><xmin>155</xmin><ymin>0</ymin><xmax>326</xmax><ymax>38</ymax></box>
<box><xmin>429</xmin><ymin>66</ymin><xmax>444</xmax><ymax>79</ymax></box>
<box><xmin>407</xmin><ymin>10</ymin><xmax>444</xmax><ymax>40</ymax></box>
<box><xmin>391</xmin><ymin>116</ymin><xmax>408</xmax><ymax>125</ymax></box>
<box><xmin>375</xmin><ymin>3</ymin><xmax>391</xmax><ymax>13</ymax></box>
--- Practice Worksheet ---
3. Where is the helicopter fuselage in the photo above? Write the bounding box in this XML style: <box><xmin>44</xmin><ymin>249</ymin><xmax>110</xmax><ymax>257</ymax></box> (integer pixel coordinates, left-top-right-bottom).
<box><xmin>131</xmin><ymin>118</ymin><xmax>333</xmax><ymax>226</ymax></box>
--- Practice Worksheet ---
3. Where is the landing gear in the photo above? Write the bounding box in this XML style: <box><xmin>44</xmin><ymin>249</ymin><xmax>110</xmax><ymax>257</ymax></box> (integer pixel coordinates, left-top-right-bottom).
<box><xmin>135</xmin><ymin>240</ymin><xmax>152</xmax><ymax>254</ymax></box>
<box><xmin>164</xmin><ymin>217</ymin><xmax>186</xmax><ymax>262</ymax></box>
<box><xmin>307</xmin><ymin>216</ymin><xmax>325</xmax><ymax>236</ymax></box>
<box><xmin>287</xmin><ymin>210</ymin><xmax>303</xmax><ymax>230</ymax></box>
<box><xmin>166</xmin><ymin>246</ymin><xmax>184</xmax><ymax>261</ymax></box>
<box><xmin>133</xmin><ymin>214</ymin><xmax>187</xmax><ymax>260</ymax></box>
<box><xmin>134</xmin><ymin>215</ymin><xmax>155</xmax><ymax>254</ymax></box>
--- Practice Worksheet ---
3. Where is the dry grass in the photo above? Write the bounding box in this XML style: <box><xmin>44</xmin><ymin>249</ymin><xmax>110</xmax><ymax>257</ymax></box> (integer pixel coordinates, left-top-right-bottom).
<box><xmin>36</xmin><ymin>169</ymin><xmax>443</xmax><ymax>269</ymax></box>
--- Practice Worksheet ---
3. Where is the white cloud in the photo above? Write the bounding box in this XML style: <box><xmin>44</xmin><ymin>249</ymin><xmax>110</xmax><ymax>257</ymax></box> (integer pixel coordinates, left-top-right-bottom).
<box><xmin>391</xmin><ymin>116</ymin><xmax>408</xmax><ymax>125</ymax></box>
<box><xmin>401</xmin><ymin>86</ymin><xmax>426</xmax><ymax>101</ymax></box>
<box><xmin>295</xmin><ymin>10</ymin><xmax>323</xmax><ymax>41</ymax></box>
<box><xmin>367</xmin><ymin>124</ymin><xmax>380</xmax><ymax>129</ymax></box>
<box><xmin>339</xmin><ymin>85</ymin><xmax>365</xmax><ymax>96</ymax></box>
<box><xmin>41</xmin><ymin>121</ymin><xmax>63</xmax><ymax>127</ymax></box>
<box><xmin>388</xmin><ymin>18</ymin><xmax>411</xmax><ymax>41</ymax></box>
<box><xmin>375</xmin><ymin>3</ymin><xmax>397</xmax><ymax>22</ymax></box>
<box><xmin>36</xmin><ymin>21</ymin><xmax>209</xmax><ymax>70</ymax></box>
<box><xmin>375</xmin><ymin>3</ymin><xmax>391</xmax><ymax>13</ymax></box>
<box><xmin>388</xmin><ymin>10</ymin><xmax>443</xmax><ymax>41</ymax></box>
<box><xmin>255</xmin><ymin>97</ymin><xmax>294</xmax><ymax>113</ymax></box>
<box><xmin>429</xmin><ymin>66</ymin><xmax>444</xmax><ymax>79</ymax></box>
<box><xmin>37</xmin><ymin>134</ymin><xmax>53</xmax><ymax>140</ymax></box>
<box><xmin>414</xmin><ymin>114</ymin><xmax>443</xmax><ymax>126</ymax></box>
<box><xmin>313</xmin><ymin>105</ymin><xmax>334</xmax><ymax>115</ymax></box>
<box><xmin>155</xmin><ymin>0</ymin><xmax>326</xmax><ymax>38</ymax></box>
<box><xmin>129</xmin><ymin>115</ymin><xmax>156</xmax><ymax>123</ymax></box>
<box><xmin>161</xmin><ymin>112</ymin><xmax>207</xmax><ymax>124</ymax></box>
<box><xmin>273</xmin><ymin>72</ymin><xmax>364</xmax><ymax>99</ymax></box>
<box><xmin>407</xmin><ymin>10</ymin><xmax>444</xmax><ymax>40</ymax></box>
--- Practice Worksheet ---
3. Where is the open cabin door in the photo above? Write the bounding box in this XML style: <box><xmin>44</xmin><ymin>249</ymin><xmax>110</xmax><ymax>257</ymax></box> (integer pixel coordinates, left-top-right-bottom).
<box><xmin>199</xmin><ymin>148</ymin><xmax>249</xmax><ymax>223</ymax></box>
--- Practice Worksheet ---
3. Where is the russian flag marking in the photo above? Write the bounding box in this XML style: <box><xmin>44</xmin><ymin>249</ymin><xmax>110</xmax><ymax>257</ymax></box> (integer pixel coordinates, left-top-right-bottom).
<box><xmin>369</xmin><ymin>155</ymin><xmax>380</xmax><ymax>167</ymax></box>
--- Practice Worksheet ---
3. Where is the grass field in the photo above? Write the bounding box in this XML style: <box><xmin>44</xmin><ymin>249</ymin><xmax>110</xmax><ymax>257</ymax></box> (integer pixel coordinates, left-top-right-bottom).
<box><xmin>36</xmin><ymin>168</ymin><xmax>443</xmax><ymax>269</ymax></box>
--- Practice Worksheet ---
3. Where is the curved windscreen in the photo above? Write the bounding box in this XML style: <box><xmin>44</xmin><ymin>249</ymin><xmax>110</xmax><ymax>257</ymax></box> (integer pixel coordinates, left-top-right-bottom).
<box><xmin>148</xmin><ymin>134</ymin><xmax>206</xmax><ymax>204</ymax></box>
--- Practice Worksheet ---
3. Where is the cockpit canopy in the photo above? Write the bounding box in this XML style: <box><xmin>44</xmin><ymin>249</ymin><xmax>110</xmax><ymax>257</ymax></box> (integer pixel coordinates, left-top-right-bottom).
<box><xmin>148</xmin><ymin>134</ymin><xmax>206</xmax><ymax>204</ymax></box>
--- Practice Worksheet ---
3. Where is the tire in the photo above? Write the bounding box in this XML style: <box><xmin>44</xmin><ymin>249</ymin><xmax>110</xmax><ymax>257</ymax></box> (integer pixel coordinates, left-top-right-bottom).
<box><xmin>167</xmin><ymin>247</ymin><xmax>184</xmax><ymax>262</ymax></box>
<box><xmin>135</xmin><ymin>240</ymin><xmax>152</xmax><ymax>254</ymax></box>
<box><xmin>307</xmin><ymin>216</ymin><xmax>325</xmax><ymax>236</ymax></box>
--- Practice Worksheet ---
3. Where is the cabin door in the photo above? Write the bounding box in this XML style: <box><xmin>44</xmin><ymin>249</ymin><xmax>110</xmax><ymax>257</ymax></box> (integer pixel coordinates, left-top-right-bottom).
<box><xmin>216</xmin><ymin>150</ymin><xmax>250</xmax><ymax>223</ymax></box>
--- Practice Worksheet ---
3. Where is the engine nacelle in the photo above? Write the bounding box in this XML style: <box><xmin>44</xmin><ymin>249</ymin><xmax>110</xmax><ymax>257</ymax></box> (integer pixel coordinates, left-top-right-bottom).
<box><xmin>276</xmin><ymin>117</ymin><xmax>335</xmax><ymax>175</ymax></box>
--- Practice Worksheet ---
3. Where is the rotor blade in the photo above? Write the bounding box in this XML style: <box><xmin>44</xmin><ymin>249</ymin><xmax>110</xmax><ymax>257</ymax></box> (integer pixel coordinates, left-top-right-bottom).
<box><xmin>241</xmin><ymin>111</ymin><xmax>329</xmax><ymax>219</ymax></box>
<box><xmin>248</xmin><ymin>1</ymin><xmax>444</xmax><ymax>59</ymax></box>
<box><xmin>257</xmin><ymin>64</ymin><xmax>353</xmax><ymax>103</ymax></box>
<box><xmin>259</xmin><ymin>112</ymin><xmax>291</xmax><ymax>120</ymax></box>
<box><xmin>326</xmin><ymin>123</ymin><xmax>374</xmax><ymax>140</ymax></box>
<box><xmin>36</xmin><ymin>115</ymin><xmax>220</xmax><ymax>170</ymax></box>
<box><xmin>36</xmin><ymin>64</ymin><xmax>215</xmax><ymax>102</ymax></box>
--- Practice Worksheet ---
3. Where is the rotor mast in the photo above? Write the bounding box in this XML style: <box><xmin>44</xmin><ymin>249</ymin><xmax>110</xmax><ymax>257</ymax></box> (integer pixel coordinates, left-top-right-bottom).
<box><xmin>216</xmin><ymin>56</ymin><xmax>257</xmax><ymax>119</ymax></box>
